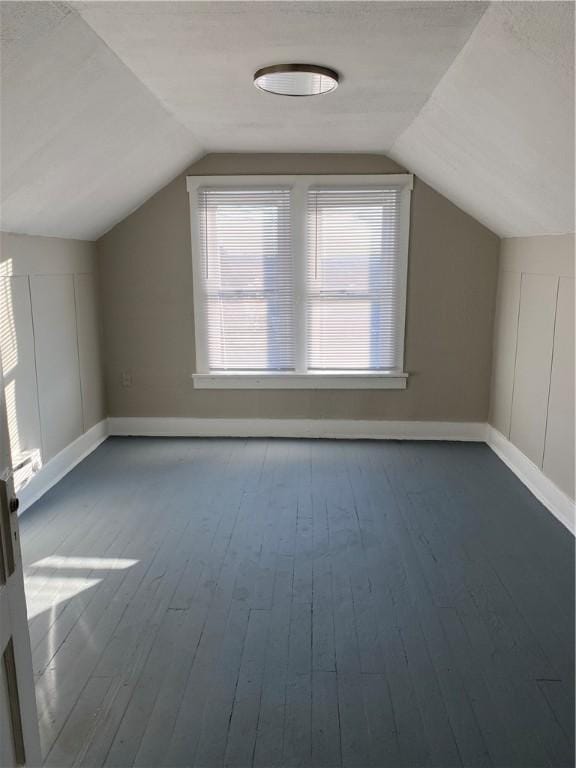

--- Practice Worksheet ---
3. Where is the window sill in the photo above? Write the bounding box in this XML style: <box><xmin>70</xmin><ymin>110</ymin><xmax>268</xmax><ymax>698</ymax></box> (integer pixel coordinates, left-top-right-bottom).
<box><xmin>191</xmin><ymin>372</ymin><xmax>408</xmax><ymax>390</ymax></box>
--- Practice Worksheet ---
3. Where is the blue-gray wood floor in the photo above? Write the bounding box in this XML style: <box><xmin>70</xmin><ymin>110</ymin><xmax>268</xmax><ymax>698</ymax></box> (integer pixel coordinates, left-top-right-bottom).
<box><xmin>20</xmin><ymin>437</ymin><xmax>574</xmax><ymax>767</ymax></box>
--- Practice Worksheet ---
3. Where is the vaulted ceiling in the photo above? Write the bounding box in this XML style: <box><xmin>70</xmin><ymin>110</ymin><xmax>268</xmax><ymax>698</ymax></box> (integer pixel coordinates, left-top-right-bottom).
<box><xmin>1</xmin><ymin>1</ymin><xmax>573</xmax><ymax>241</ymax></box>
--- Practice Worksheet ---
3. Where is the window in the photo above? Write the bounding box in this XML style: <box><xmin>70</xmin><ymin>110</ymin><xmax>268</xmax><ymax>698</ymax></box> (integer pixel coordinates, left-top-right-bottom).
<box><xmin>197</xmin><ymin>187</ymin><xmax>294</xmax><ymax>372</ymax></box>
<box><xmin>188</xmin><ymin>174</ymin><xmax>412</xmax><ymax>389</ymax></box>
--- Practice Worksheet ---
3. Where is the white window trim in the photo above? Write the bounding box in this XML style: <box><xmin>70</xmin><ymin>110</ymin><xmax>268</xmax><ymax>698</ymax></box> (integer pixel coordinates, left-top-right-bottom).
<box><xmin>192</xmin><ymin>372</ymin><xmax>408</xmax><ymax>389</ymax></box>
<box><xmin>186</xmin><ymin>173</ymin><xmax>413</xmax><ymax>390</ymax></box>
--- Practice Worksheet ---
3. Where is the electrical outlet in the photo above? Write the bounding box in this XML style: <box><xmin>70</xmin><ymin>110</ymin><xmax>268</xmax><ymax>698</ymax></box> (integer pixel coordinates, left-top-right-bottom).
<box><xmin>121</xmin><ymin>370</ymin><xmax>133</xmax><ymax>388</ymax></box>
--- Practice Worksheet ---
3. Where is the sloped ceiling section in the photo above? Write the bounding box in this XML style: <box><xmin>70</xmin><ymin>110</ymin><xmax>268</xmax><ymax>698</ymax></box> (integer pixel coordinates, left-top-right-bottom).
<box><xmin>0</xmin><ymin>1</ymin><xmax>573</xmax><ymax>240</ymax></box>
<box><xmin>0</xmin><ymin>1</ymin><xmax>487</xmax><ymax>240</ymax></box>
<box><xmin>390</xmin><ymin>1</ymin><xmax>575</xmax><ymax>237</ymax></box>
<box><xmin>72</xmin><ymin>1</ymin><xmax>487</xmax><ymax>153</ymax></box>
<box><xmin>0</xmin><ymin>1</ymin><xmax>202</xmax><ymax>240</ymax></box>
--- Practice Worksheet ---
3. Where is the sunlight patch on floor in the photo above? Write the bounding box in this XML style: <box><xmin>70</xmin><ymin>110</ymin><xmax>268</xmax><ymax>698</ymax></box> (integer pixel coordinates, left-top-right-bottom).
<box><xmin>30</xmin><ymin>556</ymin><xmax>139</xmax><ymax>571</ymax></box>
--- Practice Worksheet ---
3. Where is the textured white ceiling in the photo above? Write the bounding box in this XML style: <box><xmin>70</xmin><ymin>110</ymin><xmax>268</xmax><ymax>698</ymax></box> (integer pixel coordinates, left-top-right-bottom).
<box><xmin>390</xmin><ymin>1</ymin><xmax>575</xmax><ymax>237</ymax></box>
<box><xmin>0</xmin><ymin>1</ymin><xmax>573</xmax><ymax>240</ymax></box>
<box><xmin>0</xmin><ymin>1</ymin><xmax>202</xmax><ymax>240</ymax></box>
<box><xmin>72</xmin><ymin>1</ymin><xmax>487</xmax><ymax>152</ymax></box>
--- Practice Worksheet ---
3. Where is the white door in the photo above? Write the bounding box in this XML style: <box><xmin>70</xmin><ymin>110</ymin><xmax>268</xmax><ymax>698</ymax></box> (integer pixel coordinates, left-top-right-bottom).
<box><xmin>0</xmin><ymin>349</ymin><xmax>41</xmax><ymax>766</ymax></box>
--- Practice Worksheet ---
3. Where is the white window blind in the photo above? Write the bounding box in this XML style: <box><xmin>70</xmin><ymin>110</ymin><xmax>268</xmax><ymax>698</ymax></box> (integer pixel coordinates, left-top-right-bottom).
<box><xmin>197</xmin><ymin>186</ymin><xmax>294</xmax><ymax>371</ymax></box>
<box><xmin>307</xmin><ymin>186</ymin><xmax>404</xmax><ymax>371</ymax></box>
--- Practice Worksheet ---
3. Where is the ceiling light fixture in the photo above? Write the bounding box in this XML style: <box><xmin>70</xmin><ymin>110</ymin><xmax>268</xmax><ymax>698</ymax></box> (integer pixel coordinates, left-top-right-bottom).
<box><xmin>253</xmin><ymin>64</ymin><xmax>339</xmax><ymax>97</ymax></box>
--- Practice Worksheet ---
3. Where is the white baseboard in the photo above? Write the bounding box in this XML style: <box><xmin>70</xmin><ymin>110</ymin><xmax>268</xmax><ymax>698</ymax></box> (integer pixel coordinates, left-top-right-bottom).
<box><xmin>108</xmin><ymin>416</ymin><xmax>487</xmax><ymax>442</ymax></box>
<box><xmin>18</xmin><ymin>420</ymin><xmax>109</xmax><ymax>513</ymax></box>
<box><xmin>486</xmin><ymin>426</ymin><xmax>575</xmax><ymax>535</ymax></box>
<box><xmin>16</xmin><ymin>417</ymin><xmax>574</xmax><ymax>538</ymax></box>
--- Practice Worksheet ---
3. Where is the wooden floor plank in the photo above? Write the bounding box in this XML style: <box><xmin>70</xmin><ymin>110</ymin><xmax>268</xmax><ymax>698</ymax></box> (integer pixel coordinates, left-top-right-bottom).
<box><xmin>224</xmin><ymin>608</ymin><xmax>271</xmax><ymax>767</ymax></box>
<box><xmin>311</xmin><ymin>670</ymin><xmax>341</xmax><ymax>768</ymax></box>
<box><xmin>20</xmin><ymin>436</ymin><xmax>574</xmax><ymax>768</ymax></box>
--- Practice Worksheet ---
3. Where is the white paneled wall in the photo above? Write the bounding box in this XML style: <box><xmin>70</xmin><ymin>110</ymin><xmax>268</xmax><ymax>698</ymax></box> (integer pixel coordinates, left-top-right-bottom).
<box><xmin>30</xmin><ymin>275</ymin><xmax>84</xmax><ymax>459</ymax></box>
<box><xmin>543</xmin><ymin>278</ymin><xmax>575</xmax><ymax>496</ymax></box>
<box><xmin>0</xmin><ymin>275</ymin><xmax>42</xmax><ymax>471</ymax></box>
<box><xmin>509</xmin><ymin>273</ymin><xmax>557</xmax><ymax>467</ymax></box>
<box><xmin>0</xmin><ymin>233</ymin><xmax>105</xmax><ymax>493</ymax></box>
<box><xmin>75</xmin><ymin>273</ymin><xmax>105</xmax><ymax>431</ymax></box>
<box><xmin>490</xmin><ymin>235</ymin><xmax>575</xmax><ymax>500</ymax></box>
<box><xmin>490</xmin><ymin>269</ymin><xmax>522</xmax><ymax>437</ymax></box>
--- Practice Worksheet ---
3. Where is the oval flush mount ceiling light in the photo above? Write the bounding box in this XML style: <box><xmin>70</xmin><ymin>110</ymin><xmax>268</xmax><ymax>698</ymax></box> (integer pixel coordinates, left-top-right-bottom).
<box><xmin>254</xmin><ymin>64</ymin><xmax>339</xmax><ymax>97</ymax></box>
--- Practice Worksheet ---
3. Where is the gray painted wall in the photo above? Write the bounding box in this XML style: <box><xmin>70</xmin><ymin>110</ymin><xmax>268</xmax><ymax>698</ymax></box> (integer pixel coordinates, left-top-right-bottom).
<box><xmin>97</xmin><ymin>153</ymin><xmax>499</xmax><ymax>422</ymax></box>
<box><xmin>0</xmin><ymin>232</ymin><xmax>105</xmax><ymax>490</ymax></box>
<box><xmin>490</xmin><ymin>234</ymin><xmax>575</xmax><ymax>499</ymax></box>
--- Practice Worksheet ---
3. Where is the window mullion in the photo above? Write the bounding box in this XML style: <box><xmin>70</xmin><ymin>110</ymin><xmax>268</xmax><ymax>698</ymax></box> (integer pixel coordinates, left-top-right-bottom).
<box><xmin>292</xmin><ymin>181</ymin><xmax>308</xmax><ymax>374</ymax></box>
